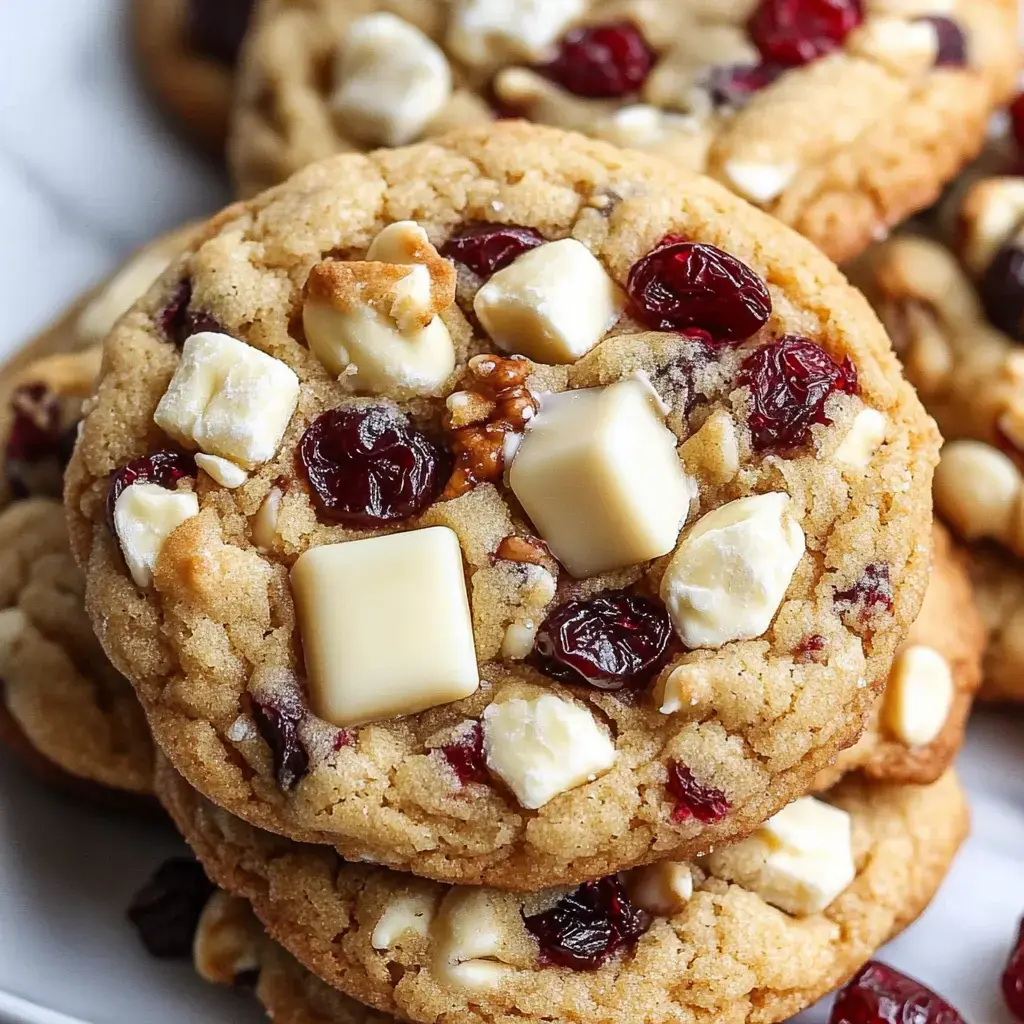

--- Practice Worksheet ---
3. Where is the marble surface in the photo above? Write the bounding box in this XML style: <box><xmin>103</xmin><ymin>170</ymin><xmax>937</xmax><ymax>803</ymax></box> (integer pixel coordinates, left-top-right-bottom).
<box><xmin>0</xmin><ymin>2</ymin><xmax>1023</xmax><ymax>1023</ymax></box>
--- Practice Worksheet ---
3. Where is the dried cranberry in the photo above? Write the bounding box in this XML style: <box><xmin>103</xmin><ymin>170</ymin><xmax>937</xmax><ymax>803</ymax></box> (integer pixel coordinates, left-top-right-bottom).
<box><xmin>829</xmin><ymin>961</ymin><xmax>965</xmax><ymax>1024</ymax></box>
<box><xmin>705</xmin><ymin>62</ymin><xmax>784</xmax><ymax>108</ymax></box>
<box><xmin>158</xmin><ymin>279</ymin><xmax>224</xmax><ymax>346</ymax></box>
<box><xmin>749</xmin><ymin>0</ymin><xmax>863</xmax><ymax>67</ymax></box>
<box><xmin>298</xmin><ymin>406</ymin><xmax>444</xmax><ymax>526</ymax></box>
<box><xmin>980</xmin><ymin>244</ymin><xmax>1024</xmax><ymax>341</ymax></box>
<box><xmin>440</xmin><ymin>223</ymin><xmax>545</xmax><ymax>279</ymax></box>
<box><xmin>793</xmin><ymin>633</ymin><xmax>827</xmax><ymax>664</ymax></box>
<box><xmin>127</xmin><ymin>858</ymin><xmax>214</xmax><ymax>959</ymax></box>
<box><xmin>252</xmin><ymin>693</ymin><xmax>310</xmax><ymax>790</ymax></box>
<box><xmin>332</xmin><ymin>729</ymin><xmax>353</xmax><ymax>752</ymax></box>
<box><xmin>666</xmin><ymin>761</ymin><xmax>730</xmax><ymax>824</ymax></box>
<box><xmin>738</xmin><ymin>334</ymin><xmax>858</xmax><ymax>451</ymax></box>
<box><xmin>627</xmin><ymin>240</ymin><xmax>772</xmax><ymax>341</ymax></box>
<box><xmin>105</xmin><ymin>450</ymin><xmax>196</xmax><ymax>530</ymax></box>
<box><xmin>533</xmin><ymin>591</ymin><xmax>672</xmax><ymax>691</ymax></box>
<box><xmin>6</xmin><ymin>384</ymin><xmax>61</xmax><ymax>462</ymax></box>
<box><xmin>1003</xmin><ymin>918</ymin><xmax>1024</xmax><ymax>1021</ymax></box>
<box><xmin>523</xmin><ymin>876</ymin><xmax>650</xmax><ymax>970</ymax></box>
<box><xmin>541</xmin><ymin>22</ymin><xmax>655</xmax><ymax>98</ymax></box>
<box><xmin>834</xmin><ymin>563</ymin><xmax>894</xmax><ymax>627</ymax></box>
<box><xmin>1010</xmin><ymin>94</ymin><xmax>1024</xmax><ymax>152</ymax></box>
<box><xmin>438</xmin><ymin>722</ymin><xmax>488</xmax><ymax>786</ymax></box>
<box><xmin>916</xmin><ymin>16</ymin><xmax>967</xmax><ymax>67</ymax></box>
<box><xmin>186</xmin><ymin>0</ymin><xmax>254</xmax><ymax>65</ymax></box>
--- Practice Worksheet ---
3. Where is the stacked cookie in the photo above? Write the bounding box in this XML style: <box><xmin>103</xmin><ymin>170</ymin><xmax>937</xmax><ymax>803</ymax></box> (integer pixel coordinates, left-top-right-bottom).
<box><xmin>0</xmin><ymin>119</ymin><xmax>971</xmax><ymax>1022</ymax></box>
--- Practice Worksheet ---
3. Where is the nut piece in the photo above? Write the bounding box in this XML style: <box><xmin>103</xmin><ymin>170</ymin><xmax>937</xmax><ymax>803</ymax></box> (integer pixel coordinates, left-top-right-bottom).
<box><xmin>482</xmin><ymin>694</ymin><xmax>616</xmax><ymax>809</ymax></box>
<box><xmin>193</xmin><ymin>891</ymin><xmax>262</xmax><ymax>986</ymax></box>
<box><xmin>707</xmin><ymin>796</ymin><xmax>855</xmax><ymax>917</ymax></box>
<box><xmin>332</xmin><ymin>13</ymin><xmax>452</xmax><ymax>147</ymax></box>
<box><xmin>722</xmin><ymin>160</ymin><xmax>797</xmax><ymax>204</ymax></box>
<box><xmin>290</xmin><ymin>527</ymin><xmax>480</xmax><ymax>728</ymax></box>
<box><xmin>882</xmin><ymin>644</ymin><xmax>954</xmax><ymax>746</ymax></box>
<box><xmin>959</xmin><ymin>178</ymin><xmax>1024</xmax><ymax>276</ymax></box>
<box><xmin>626</xmin><ymin>861</ymin><xmax>694</xmax><ymax>916</ymax></box>
<box><xmin>474</xmin><ymin>239</ymin><xmax>626</xmax><ymax>365</ymax></box>
<box><xmin>432</xmin><ymin>890</ymin><xmax>515</xmax><ymax>990</ymax></box>
<box><xmin>660</xmin><ymin>493</ymin><xmax>805</xmax><ymax>648</ymax></box>
<box><xmin>153</xmin><ymin>331</ymin><xmax>300</xmax><ymax>472</ymax></box>
<box><xmin>113</xmin><ymin>482</ymin><xmax>200</xmax><ymax>588</ymax></box>
<box><xmin>370</xmin><ymin>893</ymin><xmax>436</xmax><ymax>950</ymax></box>
<box><xmin>833</xmin><ymin>407</ymin><xmax>888</xmax><ymax>467</ymax></box>
<box><xmin>446</xmin><ymin>0</ymin><xmax>585</xmax><ymax>69</ymax></box>
<box><xmin>933</xmin><ymin>439</ymin><xmax>1021</xmax><ymax>543</ymax></box>
<box><xmin>195</xmin><ymin>453</ymin><xmax>248</xmax><ymax>489</ymax></box>
<box><xmin>251</xmin><ymin>488</ymin><xmax>283</xmax><ymax>551</ymax></box>
<box><xmin>509</xmin><ymin>381</ymin><xmax>694</xmax><ymax>578</ymax></box>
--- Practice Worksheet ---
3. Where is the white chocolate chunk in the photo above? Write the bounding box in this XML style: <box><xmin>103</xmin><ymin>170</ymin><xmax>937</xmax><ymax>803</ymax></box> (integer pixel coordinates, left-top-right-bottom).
<box><xmin>722</xmin><ymin>160</ymin><xmax>797</xmax><ymax>204</ymax></box>
<box><xmin>866</xmin><ymin>0</ymin><xmax>953</xmax><ymax>13</ymax></box>
<box><xmin>627</xmin><ymin>862</ymin><xmax>694</xmax><ymax>916</ymax></box>
<box><xmin>846</xmin><ymin>17</ymin><xmax>939</xmax><ymax>75</ymax></box>
<box><xmin>482</xmin><ymin>694</ymin><xmax>615</xmax><ymax>809</ymax></box>
<box><xmin>474</xmin><ymin>239</ymin><xmax>625</xmax><ymax>365</ymax></box>
<box><xmin>833</xmin><ymin>407</ymin><xmax>888</xmax><ymax>467</ymax></box>
<box><xmin>501</xmin><ymin>620</ymin><xmax>539</xmax><ymax>660</ymax></box>
<box><xmin>447</xmin><ymin>0</ymin><xmax>585</xmax><ymax>69</ymax></box>
<box><xmin>432</xmin><ymin>890</ymin><xmax>514</xmax><ymax>990</ymax></box>
<box><xmin>959</xmin><ymin>179</ymin><xmax>1024</xmax><ymax>275</ymax></box>
<box><xmin>509</xmin><ymin>381</ymin><xmax>694</xmax><ymax>578</ymax></box>
<box><xmin>251</xmin><ymin>488</ymin><xmax>283</xmax><ymax>551</ymax></box>
<box><xmin>660</xmin><ymin>493</ymin><xmax>805</xmax><ymax>648</ymax></box>
<box><xmin>153</xmin><ymin>332</ymin><xmax>300</xmax><ymax>471</ymax></box>
<box><xmin>195</xmin><ymin>453</ymin><xmax>249</xmax><ymax>489</ymax></box>
<box><xmin>113</xmin><ymin>482</ymin><xmax>199</xmax><ymax>588</ymax></box>
<box><xmin>883</xmin><ymin>645</ymin><xmax>954</xmax><ymax>746</ymax></box>
<box><xmin>370</xmin><ymin>893</ymin><xmax>436</xmax><ymax>950</ymax></box>
<box><xmin>333</xmin><ymin>14</ymin><xmax>452</xmax><ymax>147</ymax></box>
<box><xmin>291</xmin><ymin>528</ymin><xmax>479</xmax><ymax>728</ymax></box>
<box><xmin>933</xmin><ymin>440</ymin><xmax>1022</xmax><ymax>542</ymax></box>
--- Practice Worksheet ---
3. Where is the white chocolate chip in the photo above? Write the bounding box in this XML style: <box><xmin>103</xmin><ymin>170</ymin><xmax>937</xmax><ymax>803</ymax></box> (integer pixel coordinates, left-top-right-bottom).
<box><xmin>482</xmin><ymin>694</ymin><xmax>616</xmax><ymax>809</ymax></box>
<box><xmin>660</xmin><ymin>493</ymin><xmax>805</xmax><ymax>648</ymax></box>
<box><xmin>474</xmin><ymin>239</ymin><xmax>626</xmax><ymax>365</ymax></box>
<box><xmin>195</xmin><ymin>453</ymin><xmax>249</xmax><ymax>489</ymax></box>
<box><xmin>959</xmin><ymin>179</ymin><xmax>1024</xmax><ymax>276</ymax></box>
<box><xmin>883</xmin><ymin>644</ymin><xmax>954</xmax><ymax>746</ymax></box>
<box><xmin>501</xmin><ymin>620</ymin><xmax>539</xmax><ymax>660</ymax></box>
<box><xmin>933</xmin><ymin>439</ymin><xmax>1022</xmax><ymax>543</ymax></box>
<box><xmin>509</xmin><ymin>381</ymin><xmax>695</xmax><ymax>578</ymax></box>
<box><xmin>251</xmin><ymin>488</ymin><xmax>283</xmax><ymax>551</ymax></box>
<box><xmin>193</xmin><ymin>892</ymin><xmax>262</xmax><ymax>986</ymax></box>
<box><xmin>846</xmin><ymin>16</ymin><xmax>939</xmax><ymax>76</ymax></box>
<box><xmin>370</xmin><ymin>893</ymin><xmax>436</xmax><ymax>950</ymax></box>
<box><xmin>333</xmin><ymin>14</ymin><xmax>452</xmax><ymax>147</ymax></box>
<box><xmin>446</xmin><ymin>0</ymin><xmax>585</xmax><ymax>69</ymax></box>
<box><xmin>291</xmin><ymin>527</ymin><xmax>480</xmax><ymax>728</ymax></box>
<box><xmin>113</xmin><ymin>482</ymin><xmax>199</xmax><ymax>588</ymax></box>
<box><xmin>153</xmin><ymin>331</ymin><xmax>300</xmax><ymax>472</ymax></box>
<box><xmin>626</xmin><ymin>861</ymin><xmax>694</xmax><ymax>916</ymax></box>
<box><xmin>722</xmin><ymin>160</ymin><xmax>798</xmax><ymax>204</ymax></box>
<box><xmin>432</xmin><ymin>890</ymin><xmax>515</xmax><ymax>990</ymax></box>
<box><xmin>833</xmin><ymin>407</ymin><xmax>888</xmax><ymax>467</ymax></box>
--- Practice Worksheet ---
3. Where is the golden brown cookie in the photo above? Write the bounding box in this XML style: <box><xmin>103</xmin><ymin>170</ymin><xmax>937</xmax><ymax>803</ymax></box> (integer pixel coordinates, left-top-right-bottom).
<box><xmin>229</xmin><ymin>0</ymin><xmax>1019</xmax><ymax>262</ymax></box>
<box><xmin>965</xmin><ymin>545</ymin><xmax>1024</xmax><ymax>702</ymax></box>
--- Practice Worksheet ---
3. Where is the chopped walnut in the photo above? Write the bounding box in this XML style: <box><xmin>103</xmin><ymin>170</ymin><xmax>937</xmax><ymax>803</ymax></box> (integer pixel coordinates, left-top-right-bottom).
<box><xmin>495</xmin><ymin>535</ymin><xmax>549</xmax><ymax>565</ymax></box>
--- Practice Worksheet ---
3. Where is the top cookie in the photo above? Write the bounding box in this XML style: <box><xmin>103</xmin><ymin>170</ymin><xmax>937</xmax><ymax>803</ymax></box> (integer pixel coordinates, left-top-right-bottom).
<box><xmin>228</xmin><ymin>0</ymin><xmax>1019</xmax><ymax>262</ymax></box>
<box><xmin>66</xmin><ymin>124</ymin><xmax>938</xmax><ymax>889</ymax></box>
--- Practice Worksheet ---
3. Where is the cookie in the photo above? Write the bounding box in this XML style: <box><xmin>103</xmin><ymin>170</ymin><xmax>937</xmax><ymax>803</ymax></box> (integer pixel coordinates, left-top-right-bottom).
<box><xmin>133</xmin><ymin>0</ymin><xmax>255</xmax><ymax>150</ymax></box>
<box><xmin>228</xmin><ymin>0</ymin><xmax>1019</xmax><ymax>263</ymax></box>
<box><xmin>160</xmin><ymin>757</ymin><xmax>968</xmax><ymax>1024</ymax></box>
<box><xmin>963</xmin><ymin>547</ymin><xmax>1024</xmax><ymax>702</ymax></box>
<box><xmin>66</xmin><ymin>123</ymin><xmax>938</xmax><ymax>889</ymax></box>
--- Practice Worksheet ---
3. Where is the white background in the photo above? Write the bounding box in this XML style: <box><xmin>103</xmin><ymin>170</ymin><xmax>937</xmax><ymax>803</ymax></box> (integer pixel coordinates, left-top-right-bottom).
<box><xmin>0</xmin><ymin>3</ymin><xmax>1022</xmax><ymax>1022</ymax></box>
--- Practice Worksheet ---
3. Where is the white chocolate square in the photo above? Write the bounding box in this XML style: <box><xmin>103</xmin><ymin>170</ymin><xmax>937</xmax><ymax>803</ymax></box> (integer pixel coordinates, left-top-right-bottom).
<box><xmin>659</xmin><ymin>492</ymin><xmax>805</xmax><ymax>648</ymax></box>
<box><xmin>291</xmin><ymin>527</ymin><xmax>479</xmax><ymax>728</ymax></box>
<box><xmin>474</xmin><ymin>239</ymin><xmax>625</xmax><ymax>365</ymax></box>
<box><xmin>153</xmin><ymin>332</ymin><xmax>300</xmax><ymax>471</ymax></box>
<box><xmin>195</xmin><ymin>453</ymin><xmax>249</xmax><ymax>489</ymax></box>
<box><xmin>509</xmin><ymin>381</ymin><xmax>694</xmax><ymax>578</ymax></box>
<box><xmin>883</xmin><ymin>645</ymin><xmax>954</xmax><ymax>747</ymax></box>
<box><xmin>482</xmin><ymin>694</ymin><xmax>616</xmax><ymax>809</ymax></box>
<box><xmin>446</xmin><ymin>0</ymin><xmax>585</xmax><ymax>68</ymax></box>
<box><xmin>113</xmin><ymin>482</ymin><xmax>199</xmax><ymax>588</ymax></box>
<box><xmin>333</xmin><ymin>13</ymin><xmax>452</xmax><ymax>147</ymax></box>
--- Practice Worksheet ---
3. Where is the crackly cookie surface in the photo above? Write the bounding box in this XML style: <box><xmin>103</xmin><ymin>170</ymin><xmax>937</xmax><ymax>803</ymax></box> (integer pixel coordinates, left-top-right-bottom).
<box><xmin>67</xmin><ymin>124</ymin><xmax>937</xmax><ymax>888</ymax></box>
<box><xmin>161</xmin><ymin>759</ymin><xmax>966</xmax><ymax>1024</ymax></box>
<box><xmin>133</xmin><ymin>0</ymin><xmax>255</xmax><ymax>149</ymax></box>
<box><xmin>229</xmin><ymin>0</ymin><xmax>1018</xmax><ymax>262</ymax></box>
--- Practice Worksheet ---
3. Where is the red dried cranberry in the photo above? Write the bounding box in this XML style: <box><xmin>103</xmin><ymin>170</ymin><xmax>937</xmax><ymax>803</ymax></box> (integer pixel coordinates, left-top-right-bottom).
<box><xmin>749</xmin><ymin>0</ymin><xmax>863</xmax><ymax>67</ymax></box>
<box><xmin>738</xmin><ymin>334</ymin><xmax>858</xmax><ymax>451</ymax></box>
<box><xmin>794</xmin><ymin>633</ymin><xmax>827</xmax><ymax>664</ymax></box>
<box><xmin>332</xmin><ymin>729</ymin><xmax>353</xmax><ymax>752</ymax></box>
<box><xmin>834</xmin><ymin>563</ymin><xmax>894</xmax><ymax>627</ymax></box>
<box><xmin>829</xmin><ymin>961</ymin><xmax>965</xmax><ymax>1024</ymax></box>
<box><xmin>533</xmin><ymin>591</ymin><xmax>672</xmax><ymax>691</ymax></box>
<box><xmin>980</xmin><ymin>244</ymin><xmax>1024</xmax><ymax>341</ymax></box>
<box><xmin>705</xmin><ymin>62</ymin><xmax>783</xmax><ymax>108</ymax></box>
<box><xmin>438</xmin><ymin>722</ymin><xmax>488</xmax><ymax>786</ymax></box>
<box><xmin>252</xmin><ymin>693</ymin><xmax>310</xmax><ymax>791</ymax></box>
<box><xmin>158</xmin><ymin>279</ymin><xmax>224</xmax><ymax>346</ymax></box>
<box><xmin>440</xmin><ymin>223</ymin><xmax>545</xmax><ymax>279</ymax></box>
<box><xmin>298</xmin><ymin>406</ymin><xmax>444</xmax><ymax>526</ymax></box>
<box><xmin>187</xmin><ymin>0</ymin><xmax>253</xmax><ymax>65</ymax></box>
<box><xmin>105</xmin><ymin>450</ymin><xmax>196</xmax><ymax>530</ymax></box>
<box><xmin>6</xmin><ymin>384</ymin><xmax>61</xmax><ymax>462</ymax></box>
<box><xmin>666</xmin><ymin>761</ymin><xmax>730</xmax><ymax>824</ymax></box>
<box><xmin>127</xmin><ymin>858</ymin><xmax>214</xmax><ymax>959</ymax></box>
<box><xmin>916</xmin><ymin>16</ymin><xmax>967</xmax><ymax>67</ymax></box>
<box><xmin>523</xmin><ymin>876</ymin><xmax>650</xmax><ymax>970</ymax></box>
<box><xmin>1003</xmin><ymin>918</ymin><xmax>1024</xmax><ymax>1021</ymax></box>
<box><xmin>541</xmin><ymin>22</ymin><xmax>655</xmax><ymax>99</ymax></box>
<box><xmin>627</xmin><ymin>240</ymin><xmax>772</xmax><ymax>341</ymax></box>
<box><xmin>1010</xmin><ymin>94</ymin><xmax>1024</xmax><ymax>152</ymax></box>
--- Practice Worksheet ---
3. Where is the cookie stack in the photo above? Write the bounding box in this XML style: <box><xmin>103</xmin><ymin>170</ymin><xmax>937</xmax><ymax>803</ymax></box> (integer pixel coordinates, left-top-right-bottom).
<box><xmin>2</xmin><ymin>0</ymin><xmax>1023</xmax><ymax>1020</ymax></box>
